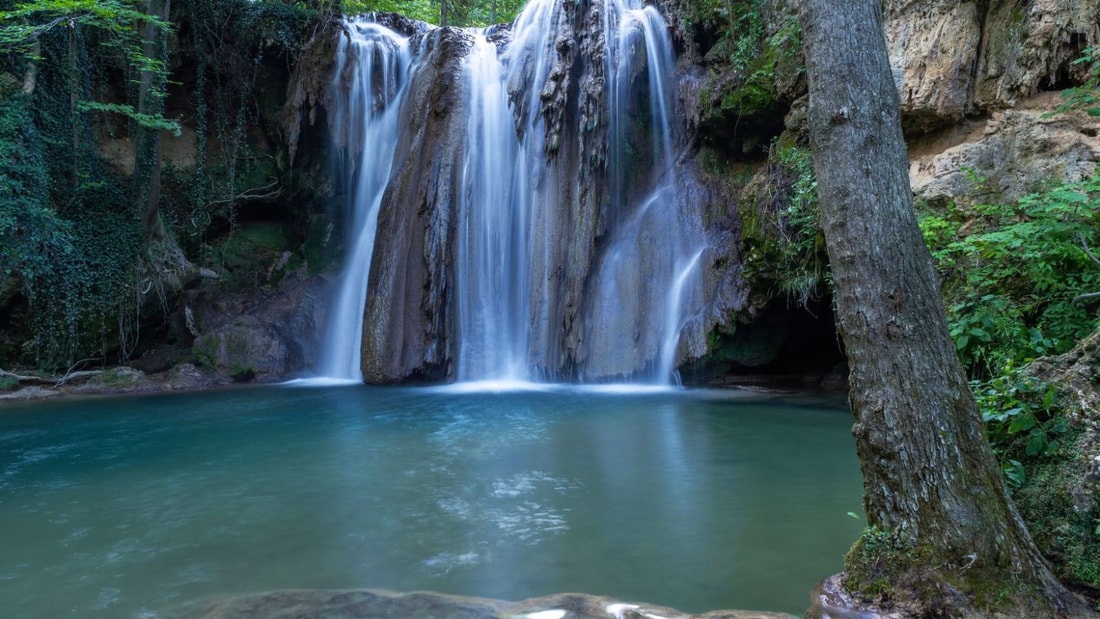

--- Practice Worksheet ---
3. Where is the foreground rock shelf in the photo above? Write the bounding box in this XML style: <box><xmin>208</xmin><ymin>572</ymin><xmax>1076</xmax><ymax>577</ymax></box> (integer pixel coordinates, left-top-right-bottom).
<box><xmin>164</xmin><ymin>589</ymin><xmax>797</xmax><ymax>619</ymax></box>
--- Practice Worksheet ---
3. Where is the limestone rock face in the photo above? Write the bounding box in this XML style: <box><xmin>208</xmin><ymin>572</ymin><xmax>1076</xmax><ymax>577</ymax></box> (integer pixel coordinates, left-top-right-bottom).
<box><xmin>884</xmin><ymin>0</ymin><xmax>982</xmax><ymax>131</ymax></box>
<box><xmin>883</xmin><ymin>0</ymin><xmax>1099</xmax><ymax>130</ymax></box>
<box><xmin>909</xmin><ymin>99</ymin><xmax>1100</xmax><ymax>206</ymax></box>
<box><xmin>359</xmin><ymin>27</ymin><xmax>471</xmax><ymax>384</ymax></box>
<box><xmin>973</xmin><ymin>0</ymin><xmax>1100</xmax><ymax>110</ymax></box>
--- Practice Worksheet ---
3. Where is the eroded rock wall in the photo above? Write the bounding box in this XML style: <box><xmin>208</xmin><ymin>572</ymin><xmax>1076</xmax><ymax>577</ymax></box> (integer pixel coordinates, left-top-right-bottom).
<box><xmin>885</xmin><ymin>0</ymin><xmax>1099</xmax><ymax>131</ymax></box>
<box><xmin>360</xmin><ymin>28</ymin><xmax>471</xmax><ymax>383</ymax></box>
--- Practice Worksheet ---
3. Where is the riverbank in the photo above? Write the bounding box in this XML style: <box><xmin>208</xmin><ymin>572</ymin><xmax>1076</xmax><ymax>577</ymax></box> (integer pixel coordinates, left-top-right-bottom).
<box><xmin>0</xmin><ymin>360</ymin><xmax>846</xmax><ymax>403</ymax></box>
<box><xmin>0</xmin><ymin>363</ymin><xmax>244</xmax><ymax>403</ymax></box>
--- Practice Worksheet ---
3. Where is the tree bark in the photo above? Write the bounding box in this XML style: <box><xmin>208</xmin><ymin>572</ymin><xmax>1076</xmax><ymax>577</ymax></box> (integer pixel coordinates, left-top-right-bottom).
<box><xmin>798</xmin><ymin>0</ymin><xmax>1092</xmax><ymax>615</ymax></box>
<box><xmin>134</xmin><ymin>0</ymin><xmax>171</xmax><ymax>241</ymax></box>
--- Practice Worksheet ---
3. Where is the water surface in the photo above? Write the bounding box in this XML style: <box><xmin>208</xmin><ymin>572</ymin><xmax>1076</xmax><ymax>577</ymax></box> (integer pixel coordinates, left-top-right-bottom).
<box><xmin>0</xmin><ymin>385</ymin><xmax>861</xmax><ymax>617</ymax></box>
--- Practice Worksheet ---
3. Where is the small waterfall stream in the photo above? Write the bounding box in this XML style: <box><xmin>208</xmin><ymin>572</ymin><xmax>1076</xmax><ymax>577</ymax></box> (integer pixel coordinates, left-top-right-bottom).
<box><xmin>317</xmin><ymin>19</ymin><xmax>411</xmax><ymax>380</ymax></box>
<box><xmin>318</xmin><ymin>0</ymin><xmax>707</xmax><ymax>385</ymax></box>
<box><xmin>583</xmin><ymin>0</ymin><xmax>702</xmax><ymax>382</ymax></box>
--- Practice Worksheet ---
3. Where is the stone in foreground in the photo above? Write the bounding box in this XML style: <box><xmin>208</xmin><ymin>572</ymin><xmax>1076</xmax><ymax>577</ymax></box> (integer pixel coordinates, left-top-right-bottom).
<box><xmin>165</xmin><ymin>588</ymin><xmax>796</xmax><ymax>619</ymax></box>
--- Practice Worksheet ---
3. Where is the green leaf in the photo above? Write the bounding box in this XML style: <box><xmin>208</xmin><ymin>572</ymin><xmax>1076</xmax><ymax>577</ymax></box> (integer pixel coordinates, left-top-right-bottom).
<box><xmin>1042</xmin><ymin>385</ymin><xmax>1057</xmax><ymax>409</ymax></box>
<box><xmin>1008</xmin><ymin>412</ymin><xmax>1036</xmax><ymax>434</ymax></box>
<box><xmin>1003</xmin><ymin>460</ymin><xmax>1026</xmax><ymax>488</ymax></box>
<box><xmin>1025</xmin><ymin>433</ymin><xmax>1048</xmax><ymax>456</ymax></box>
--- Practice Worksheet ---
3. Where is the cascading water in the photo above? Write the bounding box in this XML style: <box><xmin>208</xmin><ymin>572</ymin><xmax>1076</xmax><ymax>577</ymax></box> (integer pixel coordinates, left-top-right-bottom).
<box><xmin>317</xmin><ymin>19</ymin><xmax>411</xmax><ymax>381</ymax></box>
<box><xmin>582</xmin><ymin>0</ymin><xmax>705</xmax><ymax>382</ymax></box>
<box><xmin>454</xmin><ymin>35</ymin><xmax>530</xmax><ymax>382</ymax></box>
<box><xmin>319</xmin><ymin>0</ymin><xmax>707</xmax><ymax>385</ymax></box>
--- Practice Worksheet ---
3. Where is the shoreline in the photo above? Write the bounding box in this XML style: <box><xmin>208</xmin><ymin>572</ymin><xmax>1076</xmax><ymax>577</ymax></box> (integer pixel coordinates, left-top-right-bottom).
<box><xmin>0</xmin><ymin>361</ymin><xmax>848</xmax><ymax>404</ymax></box>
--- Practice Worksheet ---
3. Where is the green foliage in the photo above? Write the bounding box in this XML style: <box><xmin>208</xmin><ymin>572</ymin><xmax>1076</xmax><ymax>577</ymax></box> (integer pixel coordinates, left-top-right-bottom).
<box><xmin>163</xmin><ymin>0</ymin><xmax>311</xmax><ymax>261</ymax></box>
<box><xmin>740</xmin><ymin>144</ymin><xmax>826</xmax><ymax>306</ymax></box>
<box><xmin>344</xmin><ymin>0</ymin><xmax>435</xmax><ymax>23</ymax></box>
<box><xmin>973</xmin><ymin>368</ymin><xmax>1068</xmax><ymax>487</ymax></box>
<box><xmin>0</xmin><ymin>0</ymin><xmax>179</xmax><ymax>133</ymax></box>
<box><xmin>1051</xmin><ymin>46</ymin><xmax>1100</xmax><ymax>117</ymax></box>
<box><xmin>686</xmin><ymin>0</ymin><xmax>800</xmax><ymax>127</ymax></box>
<box><xmin>920</xmin><ymin>174</ymin><xmax>1100</xmax><ymax>377</ymax></box>
<box><xmin>0</xmin><ymin>82</ymin><xmax>143</xmax><ymax>369</ymax></box>
<box><xmin>341</xmin><ymin>0</ymin><xmax>524</xmax><ymax>26</ymax></box>
<box><xmin>0</xmin><ymin>0</ymin><xmax>324</xmax><ymax>370</ymax></box>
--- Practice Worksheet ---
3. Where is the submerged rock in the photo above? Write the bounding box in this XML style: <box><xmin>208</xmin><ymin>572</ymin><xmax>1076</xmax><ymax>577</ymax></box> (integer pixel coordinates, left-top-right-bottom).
<box><xmin>164</xmin><ymin>588</ymin><xmax>796</xmax><ymax>619</ymax></box>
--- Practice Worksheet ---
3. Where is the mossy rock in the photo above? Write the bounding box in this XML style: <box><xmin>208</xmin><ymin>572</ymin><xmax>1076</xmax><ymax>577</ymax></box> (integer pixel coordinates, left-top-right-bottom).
<box><xmin>1014</xmin><ymin>439</ymin><xmax>1100</xmax><ymax>595</ymax></box>
<box><xmin>1018</xmin><ymin>329</ymin><xmax>1100</xmax><ymax>595</ymax></box>
<box><xmin>706</xmin><ymin>313</ymin><xmax>790</xmax><ymax>369</ymax></box>
<box><xmin>208</xmin><ymin>224</ymin><xmax>295</xmax><ymax>290</ymax></box>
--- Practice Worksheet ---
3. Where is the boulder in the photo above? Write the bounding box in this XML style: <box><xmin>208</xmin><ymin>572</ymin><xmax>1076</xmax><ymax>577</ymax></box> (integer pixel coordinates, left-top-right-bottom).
<box><xmin>190</xmin><ymin>272</ymin><xmax>331</xmax><ymax>381</ymax></box>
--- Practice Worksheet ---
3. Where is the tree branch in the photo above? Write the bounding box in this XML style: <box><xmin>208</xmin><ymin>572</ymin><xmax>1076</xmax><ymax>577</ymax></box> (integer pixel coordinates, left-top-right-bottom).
<box><xmin>1079</xmin><ymin>234</ymin><xmax>1100</xmax><ymax>270</ymax></box>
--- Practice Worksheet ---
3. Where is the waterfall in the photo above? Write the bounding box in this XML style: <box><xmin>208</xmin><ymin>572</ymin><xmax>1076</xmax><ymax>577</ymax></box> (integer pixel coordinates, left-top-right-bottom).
<box><xmin>319</xmin><ymin>1</ymin><xmax>707</xmax><ymax>385</ymax></box>
<box><xmin>582</xmin><ymin>0</ymin><xmax>705</xmax><ymax>382</ymax></box>
<box><xmin>317</xmin><ymin>19</ymin><xmax>411</xmax><ymax>380</ymax></box>
<box><xmin>454</xmin><ymin>35</ymin><xmax>530</xmax><ymax>382</ymax></box>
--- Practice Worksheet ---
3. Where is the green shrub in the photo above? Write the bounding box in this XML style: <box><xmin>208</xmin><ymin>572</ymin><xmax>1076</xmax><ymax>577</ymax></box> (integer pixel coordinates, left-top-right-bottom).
<box><xmin>740</xmin><ymin>144</ymin><xmax>826</xmax><ymax>306</ymax></box>
<box><xmin>920</xmin><ymin>175</ymin><xmax>1100</xmax><ymax>377</ymax></box>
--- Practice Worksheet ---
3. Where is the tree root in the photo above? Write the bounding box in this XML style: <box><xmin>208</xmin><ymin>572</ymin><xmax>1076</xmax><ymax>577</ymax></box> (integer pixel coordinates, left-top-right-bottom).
<box><xmin>0</xmin><ymin>360</ymin><xmax>103</xmax><ymax>387</ymax></box>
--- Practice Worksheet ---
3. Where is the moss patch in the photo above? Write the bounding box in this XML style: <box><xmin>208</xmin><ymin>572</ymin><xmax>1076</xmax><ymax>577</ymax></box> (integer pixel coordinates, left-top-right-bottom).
<box><xmin>1014</xmin><ymin>429</ymin><xmax>1100</xmax><ymax>596</ymax></box>
<box><xmin>207</xmin><ymin>223</ymin><xmax>296</xmax><ymax>291</ymax></box>
<box><xmin>738</xmin><ymin>144</ymin><xmax>826</xmax><ymax>306</ymax></box>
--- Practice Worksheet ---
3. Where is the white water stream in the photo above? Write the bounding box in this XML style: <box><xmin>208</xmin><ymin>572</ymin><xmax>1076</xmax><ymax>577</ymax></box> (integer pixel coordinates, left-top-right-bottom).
<box><xmin>318</xmin><ymin>0</ymin><xmax>707</xmax><ymax>384</ymax></box>
<box><xmin>317</xmin><ymin>20</ymin><xmax>412</xmax><ymax>381</ymax></box>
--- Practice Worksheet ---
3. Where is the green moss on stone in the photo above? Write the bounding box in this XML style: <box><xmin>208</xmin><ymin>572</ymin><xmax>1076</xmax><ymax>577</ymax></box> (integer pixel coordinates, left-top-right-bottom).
<box><xmin>1014</xmin><ymin>429</ymin><xmax>1100</xmax><ymax>594</ymax></box>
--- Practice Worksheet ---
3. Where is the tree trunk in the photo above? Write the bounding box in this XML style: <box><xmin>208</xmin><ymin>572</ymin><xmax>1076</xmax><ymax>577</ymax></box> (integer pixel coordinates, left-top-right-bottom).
<box><xmin>133</xmin><ymin>0</ymin><xmax>171</xmax><ymax>241</ymax></box>
<box><xmin>797</xmin><ymin>0</ymin><xmax>1092</xmax><ymax>615</ymax></box>
<box><xmin>22</xmin><ymin>41</ymin><xmax>38</xmax><ymax>95</ymax></box>
<box><xmin>68</xmin><ymin>24</ymin><xmax>80</xmax><ymax>190</ymax></box>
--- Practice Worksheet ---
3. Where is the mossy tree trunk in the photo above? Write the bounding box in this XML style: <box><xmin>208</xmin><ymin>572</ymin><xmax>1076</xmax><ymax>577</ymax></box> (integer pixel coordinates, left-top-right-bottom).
<box><xmin>798</xmin><ymin>0</ymin><xmax>1092</xmax><ymax>615</ymax></box>
<box><xmin>134</xmin><ymin>0</ymin><xmax>171</xmax><ymax>241</ymax></box>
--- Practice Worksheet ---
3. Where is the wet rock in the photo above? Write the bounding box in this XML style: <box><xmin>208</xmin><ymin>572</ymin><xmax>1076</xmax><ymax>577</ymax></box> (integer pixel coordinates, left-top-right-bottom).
<box><xmin>360</xmin><ymin>27</ymin><xmax>472</xmax><ymax>384</ymax></box>
<box><xmin>805</xmin><ymin>575</ymin><xmax>906</xmax><ymax>619</ymax></box>
<box><xmin>0</xmin><ymin>386</ymin><xmax>62</xmax><ymax>401</ymax></box>
<box><xmin>164</xmin><ymin>588</ymin><xmax>796</xmax><ymax>619</ymax></box>
<box><xmin>190</xmin><ymin>272</ymin><xmax>331</xmax><ymax>381</ymax></box>
<box><xmin>157</xmin><ymin>362</ymin><xmax>227</xmax><ymax>392</ymax></box>
<box><xmin>70</xmin><ymin>366</ymin><xmax>160</xmax><ymax>395</ymax></box>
